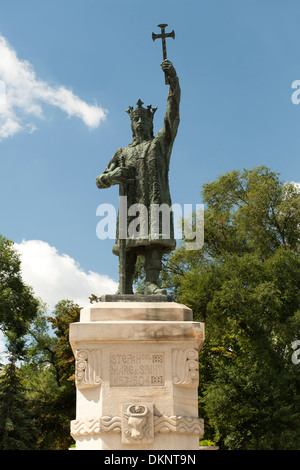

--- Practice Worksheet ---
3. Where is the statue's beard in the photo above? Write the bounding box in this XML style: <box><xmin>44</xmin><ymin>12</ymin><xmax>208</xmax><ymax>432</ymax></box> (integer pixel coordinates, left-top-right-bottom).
<box><xmin>132</xmin><ymin>132</ymin><xmax>152</xmax><ymax>143</ymax></box>
<box><xmin>132</xmin><ymin>126</ymin><xmax>154</xmax><ymax>143</ymax></box>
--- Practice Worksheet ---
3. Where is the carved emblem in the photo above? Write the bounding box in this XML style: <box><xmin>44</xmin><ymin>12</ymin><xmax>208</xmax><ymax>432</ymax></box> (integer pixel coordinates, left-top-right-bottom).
<box><xmin>172</xmin><ymin>348</ymin><xmax>199</xmax><ymax>386</ymax></box>
<box><xmin>122</xmin><ymin>403</ymin><xmax>154</xmax><ymax>444</ymax></box>
<box><xmin>75</xmin><ymin>349</ymin><xmax>102</xmax><ymax>389</ymax></box>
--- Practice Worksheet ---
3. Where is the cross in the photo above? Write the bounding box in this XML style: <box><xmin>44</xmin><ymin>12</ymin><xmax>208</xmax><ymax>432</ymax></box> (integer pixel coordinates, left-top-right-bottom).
<box><xmin>152</xmin><ymin>24</ymin><xmax>175</xmax><ymax>84</ymax></box>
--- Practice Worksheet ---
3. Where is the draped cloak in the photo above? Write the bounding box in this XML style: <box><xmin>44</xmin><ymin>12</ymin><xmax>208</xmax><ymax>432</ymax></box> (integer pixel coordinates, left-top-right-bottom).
<box><xmin>96</xmin><ymin>74</ymin><xmax>180</xmax><ymax>257</ymax></box>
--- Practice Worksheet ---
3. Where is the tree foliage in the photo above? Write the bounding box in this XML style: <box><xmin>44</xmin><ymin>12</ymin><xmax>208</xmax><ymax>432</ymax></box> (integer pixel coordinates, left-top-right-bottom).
<box><xmin>21</xmin><ymin>300</ymin><xmax>80</xmax><ymax>449</ymax></box>
<box><xmin>137</xmin><ymin>166</ymin><xmax>300</xmax><ymax>449</ymax></box>
<box><xmin>0</xmin><ymin>235</ymin><xmax>39</xmax><ymax>345</ymax></box>
<box><xmin>0</xmin><ymin>352</ymin><xmax>38</xmax><ymax>450</ymax></box>
<box><xmin>0</xmin><ymin>295</ymin><xmax>80</xmax><ymax>450</ymax></box>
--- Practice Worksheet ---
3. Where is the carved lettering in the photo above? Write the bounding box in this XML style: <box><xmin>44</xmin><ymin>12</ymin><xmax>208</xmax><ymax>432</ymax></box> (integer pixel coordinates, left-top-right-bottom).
<box><xmin>110</xmin><ymin>352</ymin><xmax>165</xmax><ymax>387</ymax></box>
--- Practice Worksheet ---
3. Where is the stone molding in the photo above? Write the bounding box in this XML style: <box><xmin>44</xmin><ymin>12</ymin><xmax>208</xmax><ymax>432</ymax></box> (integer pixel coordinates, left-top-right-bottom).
<box><xmin>79</xmin><ymin>301</ymin><xmax>193</xmax><ymax>322</ymax></box>
<box><xmin>71</xmin><ymin>416</ymin><xmax>121</xmax><ymax>439</ymax></box>
<box><xmin>70</xmin><ymin>321</ymin><xmax>204</xmax><ymax>348</ymax></box>
<box><xmin>71</xmin><ymin>413</ymin><xmax>204</xmax><ymax>440</ymax></box>
<box><xmin>154</xmin><ymin>415</ymin><xmax>204</xmax><ymax>435</ymax></box>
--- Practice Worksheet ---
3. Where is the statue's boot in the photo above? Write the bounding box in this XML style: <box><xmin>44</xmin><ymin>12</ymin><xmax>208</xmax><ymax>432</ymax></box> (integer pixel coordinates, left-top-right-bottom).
<box><xmin>144</xmin><ymin>268</ymin><xmax>167</xmax><ymax>296</ymax></box>
<box><xmin>145</xmin><ymin>282</ymin><xmax>167</xmax><ymax>295</ymax></box>
<box><xmin>144</xmin><ymin>247</ymin><xmax>166</xmax><ymax>295</ymax></box>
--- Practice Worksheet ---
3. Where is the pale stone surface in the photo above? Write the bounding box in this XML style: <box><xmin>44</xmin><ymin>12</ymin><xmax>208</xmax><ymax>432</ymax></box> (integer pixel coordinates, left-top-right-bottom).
<box><xmin>69</xmin><ymin>301</ymin><xmax>205</xmax><ymax>450</ymax></box>
<box><xmin>80</xmin><ymin>301</ymin><xmax>193</xmax><ymax>322</ymax></box>
<box><xmin>199</xmin><ymin>446</ymin><xmax>219</xmax><ymax>450</ymax></box>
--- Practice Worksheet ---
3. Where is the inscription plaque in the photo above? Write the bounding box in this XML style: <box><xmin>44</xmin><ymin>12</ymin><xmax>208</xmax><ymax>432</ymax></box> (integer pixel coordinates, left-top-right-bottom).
<box><xmin>110</xmin><ymin>352</ymin><xmax>165</xmax><ymax>387</ymax></box>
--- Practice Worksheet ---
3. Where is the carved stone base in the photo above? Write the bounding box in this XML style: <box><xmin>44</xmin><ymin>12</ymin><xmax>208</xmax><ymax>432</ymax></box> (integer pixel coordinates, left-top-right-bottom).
<box><xmin>69</xmin><ymin>301</ymin><xmax>205</xmax><ymax>450</ymax></box>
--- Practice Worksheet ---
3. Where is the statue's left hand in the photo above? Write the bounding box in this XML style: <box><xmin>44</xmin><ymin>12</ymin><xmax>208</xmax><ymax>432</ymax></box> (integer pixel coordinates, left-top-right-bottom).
<box><xmin>161</xmin><ymin>59</ymin><xmax>176</xmax><ymax>79</ymax></box>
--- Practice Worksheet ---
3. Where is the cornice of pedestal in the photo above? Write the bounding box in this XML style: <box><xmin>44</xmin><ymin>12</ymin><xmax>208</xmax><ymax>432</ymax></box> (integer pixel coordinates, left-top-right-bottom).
<box><xmin>79</xmin><ymin>300</ymin><xmax>194</xmax><ymax>322</ymax></box>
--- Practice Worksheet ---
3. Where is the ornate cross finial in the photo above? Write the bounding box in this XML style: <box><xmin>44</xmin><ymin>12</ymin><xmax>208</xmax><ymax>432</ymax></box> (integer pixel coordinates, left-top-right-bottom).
<box><xmin>152</xmin><ymin>23</ymin><xmax>175</xmax><ymax>84</ymax></box>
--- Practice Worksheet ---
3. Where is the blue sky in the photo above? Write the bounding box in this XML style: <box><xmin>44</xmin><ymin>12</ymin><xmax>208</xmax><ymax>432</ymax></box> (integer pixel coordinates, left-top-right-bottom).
<box><xmin>0</xmin><ymin>0</ymin><xmax>300</xmax><ymax>311</ymax></box>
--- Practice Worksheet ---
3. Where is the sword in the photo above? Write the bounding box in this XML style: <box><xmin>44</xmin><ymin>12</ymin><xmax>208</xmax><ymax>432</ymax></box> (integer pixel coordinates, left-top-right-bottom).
<box><xmin>118</xmin><ymin>155</ymin><xmax>134</xmax><ymax>295</ymax></box>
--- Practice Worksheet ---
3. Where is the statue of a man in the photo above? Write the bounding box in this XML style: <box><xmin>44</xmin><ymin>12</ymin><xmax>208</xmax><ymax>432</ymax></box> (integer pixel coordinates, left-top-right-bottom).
<box><xmin>96</xmin><ymin>60</ymin><xmax>180</xmax><ymax>295</ymax></box>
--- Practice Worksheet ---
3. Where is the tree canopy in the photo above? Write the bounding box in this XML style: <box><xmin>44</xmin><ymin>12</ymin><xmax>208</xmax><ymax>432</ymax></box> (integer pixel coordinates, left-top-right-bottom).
<box><xmin>0</xmin><ymin>235</ymin><xmax>39</xmax><ymax>346</ymax></box>
<box><xmin>135</xmin><ymin>166</ymin><xmax>300</xmax><ymax>449</ymax></box>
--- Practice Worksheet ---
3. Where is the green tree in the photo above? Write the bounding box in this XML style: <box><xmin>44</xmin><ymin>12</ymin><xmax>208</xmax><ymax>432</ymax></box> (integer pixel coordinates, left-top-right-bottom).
<box><xmin>24</xmin><ymin>303</ymin><xmax>62</xmax><ymax>386</ymax></box>
<box><xmin>0</xmin><ymin>236</ymin><xmax>39</xmax><ymax>349</ymax></box>
<box><xmin>141</xmin><ymin>166</ymin><xmax>300</xmax><ymax>449</ymax></box>
<box><xmin>20</xmin><ymin>300</ymin><xmax>80</xmax><ymax>449</ymax></box>
<box><xmin>0</xmin><ymin>236</ymin><xmax>40</xmax><ymax>449</ymax></box>
<box><xmin>0</xmin><ymin>236</ymin><xmax>80</xmax><ymax>449</ymax></box>
<box><xmin>47</xmin><ymin>300</ymin><xmax>80</xmax><ymax>385</ymax></box>
<box><xmin>0</xmin><ymin>347</ymin><xmax>38</xmax><ymax>450</ymax></box>
<box><xmin>41</xmin><ymin>300</ymin><xmax>80</xmax><ymax>449</ymax></box>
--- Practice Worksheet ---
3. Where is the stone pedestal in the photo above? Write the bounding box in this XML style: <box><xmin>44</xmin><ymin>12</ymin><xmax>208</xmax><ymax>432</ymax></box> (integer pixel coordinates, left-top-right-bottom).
<box><xmin>69</xmin><ymin>299</ymin><xmax>205</xmax><ymax>450</ymax></box>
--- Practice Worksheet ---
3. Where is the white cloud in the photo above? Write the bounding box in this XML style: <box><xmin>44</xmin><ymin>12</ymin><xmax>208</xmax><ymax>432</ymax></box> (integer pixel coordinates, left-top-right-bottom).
<box><xmin>0</xmin><ymin>35</ymin><xmax>107</xmax><ymax>140</ymax></box>
<box><xmin>14</xmin><ymin>240</ymin><xmax>117</xmax><ymax>311</ymax></box>
<box><xmin>291</xmin><ymin>181</ymin><xmax>300</xmax><ymax>192</ymax></box>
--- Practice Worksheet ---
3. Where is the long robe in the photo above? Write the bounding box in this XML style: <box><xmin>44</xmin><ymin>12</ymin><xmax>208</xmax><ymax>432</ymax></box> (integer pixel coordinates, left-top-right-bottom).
<box><xmin>97</xmin><ymin>74</ymin><xmax>180</xmax><ymax>256</ymax></box>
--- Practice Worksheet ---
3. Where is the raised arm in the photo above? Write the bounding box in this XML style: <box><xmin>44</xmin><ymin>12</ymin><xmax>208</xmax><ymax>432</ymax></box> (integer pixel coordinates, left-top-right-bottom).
<box><xmin>160</xmin><ymin>60</ymin><xmax>181</xmax><ymax>148</ymax></box>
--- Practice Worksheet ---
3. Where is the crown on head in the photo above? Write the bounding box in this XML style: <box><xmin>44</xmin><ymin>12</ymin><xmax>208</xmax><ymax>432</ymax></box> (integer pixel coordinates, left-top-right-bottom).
<box><xmin>126</xmin><ymin>99</ymin><xmax>157</xmax><ymax>120</ymax></box>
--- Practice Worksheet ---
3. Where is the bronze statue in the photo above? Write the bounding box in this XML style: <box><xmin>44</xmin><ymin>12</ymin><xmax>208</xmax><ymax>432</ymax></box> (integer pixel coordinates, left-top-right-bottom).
<box><xmin>96</xmin><ymin>29</ymin><xmax>180</xmax><ymax>296</ymax></box>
